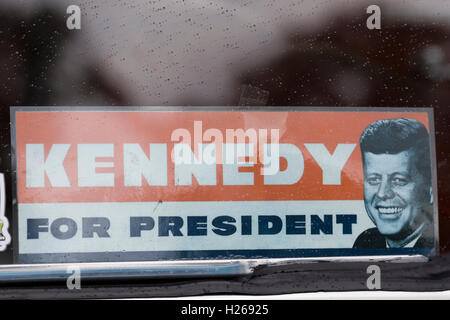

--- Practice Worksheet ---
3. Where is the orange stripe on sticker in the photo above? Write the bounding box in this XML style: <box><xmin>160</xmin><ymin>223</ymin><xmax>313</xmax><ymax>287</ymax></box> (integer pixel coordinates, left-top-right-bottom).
<box><xmin>15</xmin><ymin>111</ymin><xmax>430</xmax><ymax>203</ymax></box>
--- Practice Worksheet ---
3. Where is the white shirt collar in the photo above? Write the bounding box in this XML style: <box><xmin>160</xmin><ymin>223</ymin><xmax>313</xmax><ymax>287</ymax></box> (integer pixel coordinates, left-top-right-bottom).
<box><xmin>385</xmin><ymin>224</ymin><xmax>424</xmax><ymax>248</ymax></box>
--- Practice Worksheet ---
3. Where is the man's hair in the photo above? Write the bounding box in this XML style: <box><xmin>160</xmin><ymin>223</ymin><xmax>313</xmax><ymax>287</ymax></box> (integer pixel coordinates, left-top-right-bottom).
<box><xmin>360</xmin><ymin>118</ymin><xmax>432</xmax><ymax>184</ymax></box>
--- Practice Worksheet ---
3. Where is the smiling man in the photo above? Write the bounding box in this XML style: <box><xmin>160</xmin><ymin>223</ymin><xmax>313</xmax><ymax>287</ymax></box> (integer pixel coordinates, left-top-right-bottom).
<box><xmin>353</xmin><ymin>118</ymin><xmax>435</xmax><ymax>249</ymax></box>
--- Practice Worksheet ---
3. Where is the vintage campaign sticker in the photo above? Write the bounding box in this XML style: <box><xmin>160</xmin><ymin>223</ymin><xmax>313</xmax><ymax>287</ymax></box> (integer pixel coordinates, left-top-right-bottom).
<box><xmin>10</xmin><ymin>107</ymin><xmax>439</xmax><ymax>263</ymax></box>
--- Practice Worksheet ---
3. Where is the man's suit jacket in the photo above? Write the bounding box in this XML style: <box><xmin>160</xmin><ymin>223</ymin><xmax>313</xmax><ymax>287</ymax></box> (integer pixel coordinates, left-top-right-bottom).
<box><xmin>353</xmin><ymin>226</ymin><xmax>435</xmax><ymax>249</ymax></box>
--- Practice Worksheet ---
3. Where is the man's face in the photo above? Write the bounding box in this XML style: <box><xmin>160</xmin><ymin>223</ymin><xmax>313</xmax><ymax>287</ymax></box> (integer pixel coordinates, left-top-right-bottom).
<box><xmin>362</xmin><ymin>149</ymin><xmax>431</xmax><ymax>237</ymax></box>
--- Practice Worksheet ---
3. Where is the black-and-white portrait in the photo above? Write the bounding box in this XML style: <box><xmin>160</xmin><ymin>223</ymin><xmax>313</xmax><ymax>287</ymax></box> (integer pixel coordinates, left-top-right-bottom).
<box><xmin>353</xmin><ymin>118</ymin><xmax>435</xmax><ymax>249</ymax></box>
